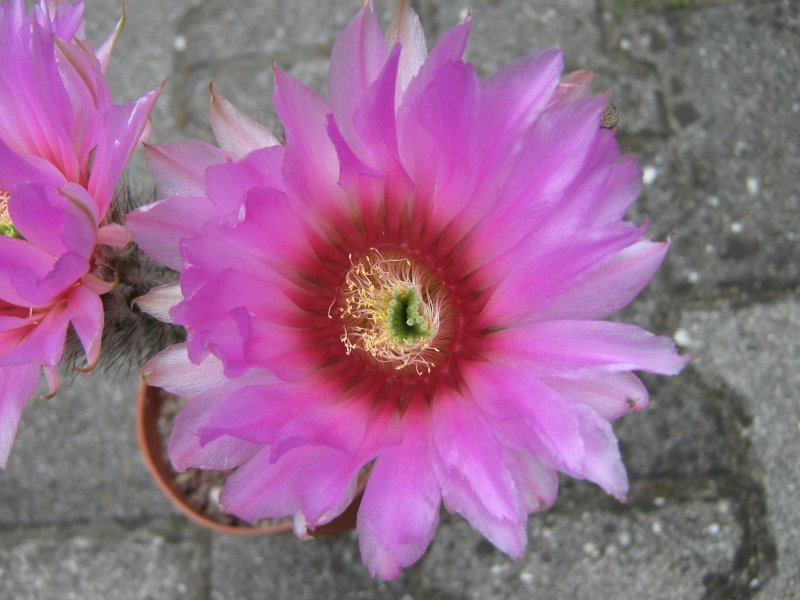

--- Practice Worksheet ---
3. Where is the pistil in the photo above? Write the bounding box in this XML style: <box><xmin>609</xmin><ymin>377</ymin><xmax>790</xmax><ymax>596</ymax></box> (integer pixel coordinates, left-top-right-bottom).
<box><xmin>337</xmin><ymin>249</ymin><xmax>449</xmax><ymax>374</ymax></box>
<box><xmin>0</xmin><ymin>190</ymin><xmax>23</xmax><ymax>239</ymax></box>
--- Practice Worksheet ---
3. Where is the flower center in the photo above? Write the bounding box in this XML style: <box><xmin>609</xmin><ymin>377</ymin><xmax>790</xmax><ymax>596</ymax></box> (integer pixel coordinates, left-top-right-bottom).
<box><xmin>336</xmin><ymin>249</ymin><xmax>452</xmax><ymax>374</ymax></box>
<box><xmin>0</xmin><ymin>190</ymin><xmax>23</xmax><ymax>239</ymax></box>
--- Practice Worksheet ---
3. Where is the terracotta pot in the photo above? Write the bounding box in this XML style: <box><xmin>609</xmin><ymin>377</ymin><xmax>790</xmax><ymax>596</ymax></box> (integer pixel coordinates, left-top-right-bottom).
<box><xmin>136</xmin><ymin>381</ymin><xmax>361</xmax><ymax>536</ymax></box>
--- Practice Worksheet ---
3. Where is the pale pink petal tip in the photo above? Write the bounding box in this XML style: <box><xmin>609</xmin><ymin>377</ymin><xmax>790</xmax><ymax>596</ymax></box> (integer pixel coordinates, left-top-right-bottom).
<box><xmin>209</xmin><ymin>83</ymin><xmax>280</xmax><ymax>158</ymax></box>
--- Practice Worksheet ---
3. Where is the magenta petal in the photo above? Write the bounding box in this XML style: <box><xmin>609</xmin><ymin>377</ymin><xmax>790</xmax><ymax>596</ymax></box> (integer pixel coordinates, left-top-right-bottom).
<box><xmin>88</xmin><ymin>84</ymin><xmax>162</xmax><ymax>215</ymax></box>
<box><xmin>407</xmin><ymin>61</ymin><xmax>481</xmax><ymax>212</ymax></box>
<box><xmin>463</xmin><ymin>362</ymin><xmax>585</xmax><ymax>475</ymax></box>
<box><xmin>273</xmin><ymin>66</ymin><xmax>342</xmax><ymax>211</ymax></box>
<box><xmin>67</xmin><ymin>284</ymin><xmax>103</xmax><ymax>367</ymax></box>
<box><xmin>487</xmin><ymin>320</ymin><xmax>689</xmax><ymax>377</ymax></box>
<box><xmin>0</xmin><ymin>301</ymin><xmax>71</xmax><ymax>367</ymax></box>
<box><xmin>432</xmin><ymin>388</ymin><xmax>527</xmax><ymax>557</ymax></box>
<box><xmin>0</xmin><ymin>137</ymin><xmax>65</xmax><ymax>191</ymax></box>
<box><xmin>144</xmin><ymin>140</ymin><xmax>228</xmax><ymax>198</ymax></box>
<box><xmin>477</xmin><ymin>48</ymin><xmax>563</xmax><ymax>181</ymax></box>
<box><xmin>358</xmin><ymin>403</ymin><xmax>441</xmax><ymax>580</ymax></box>
<box><xmin>0</xmin><ymin>363</ymin><xmax>40</xmax><ymax>468</ymax></box>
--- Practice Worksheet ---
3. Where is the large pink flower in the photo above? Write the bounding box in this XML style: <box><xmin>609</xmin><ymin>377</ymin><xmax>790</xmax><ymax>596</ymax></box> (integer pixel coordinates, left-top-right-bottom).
<box><xmin>0</xmin><ymin>0</ymin><xmax>160</xmax><ymax>467</ymax></box>
<box><xmin>129</xmin><ymin>2</ymin><xmax>687</xmax><ymax>579</ymax></box>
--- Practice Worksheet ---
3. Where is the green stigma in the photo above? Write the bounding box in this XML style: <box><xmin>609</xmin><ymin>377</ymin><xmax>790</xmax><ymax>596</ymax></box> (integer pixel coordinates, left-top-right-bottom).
<box><xmin>387</xmin><ymin>286</ymin><xmax>432</xmax><ymax>343</ymax></box>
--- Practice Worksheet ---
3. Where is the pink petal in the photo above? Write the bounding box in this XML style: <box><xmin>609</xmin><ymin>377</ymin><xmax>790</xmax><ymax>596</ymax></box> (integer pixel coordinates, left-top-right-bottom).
<box><xmin>476</xmin><ymin>226</ymin><xmax>645</xmax><ymax>327</ymax></box>
<box><xmin>532</xmin><ymin>239</ymin><xmax>669</xmax><ymax>321</ymax></box>
<box><xmin>328</xmin><ymin>1</ymin><xmax>388</xmax><ymax>158</ymax></box>
<box><xmin>0</xmin><ymin>363</ymin><xmax>40</xmax><ymax>468</ymax></box>
<box><xmin>432</xmin><ymin>388</ymin><xmax>527</xmax><ymax>557</ymax></box>
<box><xmin>385</xmin><ymin>0</ymin><xmax>427</xmax><ymax>95</ymax></box>
<box><xmin>503</xmin><ymin>449</ymin><xmax>559</xmax><ymax>513</ymax></box>
<box><xmin>125</xmin><ymin>194</ymin><xmax>219</xmax><ymax>271</ymax></box>
<box><xmin>203</xmin><ymin>145</ymin><xmax>285</xmax><ymax>215</ymax></box>
<box><xmin>476</xmin><ymin>48</ymin><xmax>563</xmax><ymax>183</ymax></box>
<box><xmin>406</xmin><ymin>61</ymin><xmax>481</xmax><ymax>217</ymax></box>
<box><xmin>0</xmin><ymin>136</ymin><xmax>65</xmax><ymax>191</ymax></box>
<box><xmin>485</xmin><ymin>320</ymin><xmax>689</xmax><ymax>377</ymax></box>
<box><xmin>141</xmin><ymin>343</ymin><xmax>225</xmax><ymax>397</ymax></box>
<box><xmin>358</xmin><ymin>402</ymin><xmax>441</xmax><ymax>580</ymax></box>
<box><xmin>96</xmin><ymin>223</ymin><xmax>131</xmax><ymax>248</ymax></box>
<box><xmin>541</xmin><ymin>372</ymin><xmax>650</xmax><ymax>420</ymax></box>
<box><xmin>571</xmin><ymin>403</ymin><xmax>629</xmax><ymax>499</ymax></box>
<box><xmin>133</xmin><ymin>282</ymin><xmax>183</xmax><ymax>324</ymax></box>
<box><xmin>209</xmin><ymin>83</ymin><xmax>279</xmax><ymax>158</ymax></box>
<box><xmin>462</xmin><ymin>362</ymin><xmax>585</xmax><ymax>475</ymax></box>
<box><xmin>144</xmin><ymin>140</ymin><xmax>227</xmax><ymax>198</ymax></box>
<box><xmin>95</xmin><ymin>7</ymin><xmax>125</xmax><ymax>73</ymax></box>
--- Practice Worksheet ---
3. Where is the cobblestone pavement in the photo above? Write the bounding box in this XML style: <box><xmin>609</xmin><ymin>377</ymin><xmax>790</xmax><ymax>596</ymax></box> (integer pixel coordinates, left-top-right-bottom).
<box><xmin>1</xmin><ymin>1</ymin><xmax>798</xmax><ymax>598</ymax></box>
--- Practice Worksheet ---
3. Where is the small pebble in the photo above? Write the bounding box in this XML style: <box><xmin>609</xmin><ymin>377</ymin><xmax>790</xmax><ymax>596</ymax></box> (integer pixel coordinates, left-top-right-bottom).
<box><xmin>746</xmin><ymin>176</ymin><xmax>760</xmax><ymax>196</ymax></box>
<box><xmin>642</xmin><ymin>166</ymin><xmax>658</xmax><ymax>185</ymax></box>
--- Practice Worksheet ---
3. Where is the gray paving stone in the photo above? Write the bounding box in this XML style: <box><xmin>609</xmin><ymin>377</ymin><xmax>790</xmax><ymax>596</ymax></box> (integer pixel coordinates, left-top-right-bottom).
<box><xmin>615</xmin><ymin>370</ymin><xmax>746</xmax><ymax>480</ymax></box>
<box><xmin>681</xmin><ymin>298</ymin><xmax>800</xmax><ymax>597</ymax></box>
<box><xmin>210</xmin><ymin>530</ymin><xmax>406</xmax><ymax>600</ymax></box>
<box><xmin>209</xmin><ymin>496</ymin><xmax>740</xmax><ymax>600</ymax></box>
<box><xmin>604</xmin><ymin>2</ymin><xmax>800</xmax><ymax>291</ymax></box>
<box><xmin>0</xmin><ymin>374</ymin><xmax>173</xmax><ymax>525</ymax></box>
<box><xmin>0</xmin><ymin>519</ymin><xmax>207</xmax><ymax>600</ymax></box>
<box><xmin>83</xmin><ymin>0</ymin><xmax>204</xmax><ymax>188</ymax></box>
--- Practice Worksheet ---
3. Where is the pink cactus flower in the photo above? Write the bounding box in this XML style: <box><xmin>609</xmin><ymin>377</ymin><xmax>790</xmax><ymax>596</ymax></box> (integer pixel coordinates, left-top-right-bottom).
<box><xmin>0</xmin><ymin>0</ymin><xmax>160</xmax><ymax>467</ymax></box>
<box><xmin>129</xmin><ymin>1</ymin><xmax>687</xmax><ymax>579</ymax></box>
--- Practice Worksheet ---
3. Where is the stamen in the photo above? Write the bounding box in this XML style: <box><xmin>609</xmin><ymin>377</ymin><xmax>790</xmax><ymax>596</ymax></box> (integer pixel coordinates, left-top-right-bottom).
<box><xmin>338</xmin><ymin>249</ymin><xmax>450</xmax><ymax>374</ymax></box>
<box><xmin>0</xmin><ymin>190</ymin><xmax>23</xmax><ymax>239</ymax></box>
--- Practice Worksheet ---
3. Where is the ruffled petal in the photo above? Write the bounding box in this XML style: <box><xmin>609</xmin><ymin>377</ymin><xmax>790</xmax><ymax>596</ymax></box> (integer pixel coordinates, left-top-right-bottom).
<box><xmin>168</xmin><ymin>381</ymin><xmax>261</xmax><ymax>472</ymax></box>
<box><xmin>219</xmin><ymin>445</ymin><xmax>359</xmax><ymax>527</ymax></box>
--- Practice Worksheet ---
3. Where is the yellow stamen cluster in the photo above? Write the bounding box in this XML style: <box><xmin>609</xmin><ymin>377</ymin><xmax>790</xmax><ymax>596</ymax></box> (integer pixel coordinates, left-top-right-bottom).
<box><xmin>336</xmin><ymin>249</ymin><xmax>445</xmax><ymax>374</ymax></box>
<box><xmin>0</xmin><ymin>189</ymin><xmax>23</xmax><ymax>239</ymax></box>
